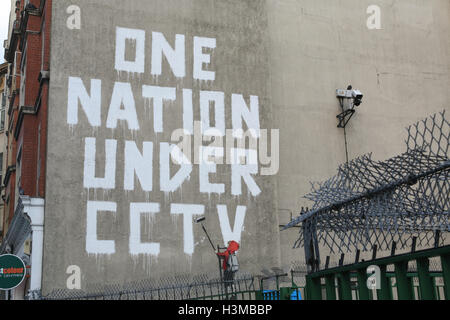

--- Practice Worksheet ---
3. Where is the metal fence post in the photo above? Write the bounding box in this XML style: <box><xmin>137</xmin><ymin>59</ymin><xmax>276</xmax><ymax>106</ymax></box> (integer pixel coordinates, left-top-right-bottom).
<box><xmin>337</xmin><ymin>272</ymin><xmax>352</xmax><ymax>300</ymax></box>
<box><xmin>324</xmin><ymin>274</ymin><xmax>336</xmax><ymax>300</ymax></box>
<box><xmin>356</xmin><ymin>268</ymin><xmax>370</xmax><ymax>300</ymax></box>
<box><xmin>305</xmin><ymin>275</ymin><xmax>322</xmax><ymax>300</ymax></box>
<box><xmin>394</xmin><ymin>261</ymin><xmax>413</xmax><ymax>300</ymax></box>
<box><xmin>280</xmin><ymin>287</ymin><xmax>291</xmax><ymax>300</ymax></box>
<box><xmin>377</xmin><ymin>265</ymin><xmax>393</xmax><ymax>300</ymax></box>
<box><xmin>441</xmin><ymin>253</ymin><xmax>450</xmax><ymax>300</ymax></box>
<box><xmin>416</xmin><ymin>258</ymin><xmax>436</xmax><ymax>300</ymax></box>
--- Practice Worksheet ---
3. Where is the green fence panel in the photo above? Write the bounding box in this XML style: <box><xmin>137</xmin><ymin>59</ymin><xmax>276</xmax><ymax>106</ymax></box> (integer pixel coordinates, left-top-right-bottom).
<box><xmin>416</xmin><ymin>258</ymin><xmax>436</xmax><ymax>300</ymax></box>
<box><xmin>356</xmin><ymin>268</ymin><xmax>370</xmax><ymax>300</ymax></box>
<box><xmin>337</xmin><ymin>272</ymin><xmax>352</xmax><ymax>300</ymax></box>
<box><xmin>303</xmin><ymin>246</ymin><xmax>450</xmax><ymax>300</ymax></box>
<box><xmin>305</xmin><ymin>275</ymin><xmax>322</xmax><ymax>300</ymax></box>
<box><xmin>394</xmin><ymin>261</ymin><xmax>414</xmax><ymax>300</ymax></box>
<box><xmin>324</xmin><ymin>274</ymin><xmax>337</xmax><ymax>300</ymax></box>
<box><xmin>279</xmin><ymin>287</ymin><xmax>291</xmax><ymax>300</ymax></box>
<box><xmin>441</xmin><ymin>253</ymin><xmax>450</xmax><ymax>300</ymax></box>
<box><xmin>376</xmin><ymin>265</ymin><xmax>393</xmax><ymax>300</ymax></box>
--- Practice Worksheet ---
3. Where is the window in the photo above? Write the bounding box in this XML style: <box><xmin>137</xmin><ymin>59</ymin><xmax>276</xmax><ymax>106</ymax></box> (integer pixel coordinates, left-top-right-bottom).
<box><xmin>0</xmin><ymin>152</ymin><xmax>3</xmax><ymax>185</ymax></box>
<box><xmin>0</xmin><ymin>93</ymin><xmax>5</xmax><ymax>131</ymax></box>
<box><xmin>0</xmin><ymin>108</ymin><xmax>4</xmax><ymax>131</ymax></box>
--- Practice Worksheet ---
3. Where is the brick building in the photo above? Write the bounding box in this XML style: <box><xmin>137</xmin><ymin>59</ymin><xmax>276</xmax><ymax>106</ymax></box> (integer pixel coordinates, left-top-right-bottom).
<box><xmin>0</xmin><ymin>62</ymin><xmax>8</xmax><ymax>243</ymax></box>
<box><xmin>0</xmin><ymin>0</ymin><xmax>51</xmax><ymax>299</ymax></box>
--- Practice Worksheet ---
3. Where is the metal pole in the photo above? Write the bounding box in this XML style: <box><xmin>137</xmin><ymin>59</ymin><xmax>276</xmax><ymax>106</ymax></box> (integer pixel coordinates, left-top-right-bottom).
<box><xmin>377</xmin><ymin>265</ymin><xmax>393</xmax><ymax>300</ymax></box>
<box><xmin>201</xmin><ymin>223</ymin><xmax>216</xmax><ymax>252</ymax></box>
<box><xmin>394</xmin><ymin>261</ymin><xmax>413</xmax><ymax>300</ymax></box>
<box><xmin>416</xmin><ymin>257</ymin><xmax>436</xmax><ymax>300</ymax></box>
<box><xmin>441</xmin><ymin>253</ymin><xmax>450</xmax><ymax>300</ymax></box>
<box><xmin>356</xmin><ymin>268</ymin><xmax>370</xmax><ymax>300</ymax></box>
<box><xmin>305</xmin><ymin>275</ymin><xmax>322</xmax><ymax>300</ymax></box>
<box><xmin>337</xmin><ymin>272</ymin><xmax>352</xmax><ymax>300</ymax></box>
<box><xmin>325</xmin><ymin>275</ymin><xmax>336</xmax><ymax>300</ymax></box>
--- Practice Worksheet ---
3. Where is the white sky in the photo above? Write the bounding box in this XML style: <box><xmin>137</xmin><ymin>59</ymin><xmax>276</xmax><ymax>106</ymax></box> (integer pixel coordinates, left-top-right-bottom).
<box><xmin>0</xmin><ymin>0</ymin><xmax>12</xmax><ymax>64</ymax></box>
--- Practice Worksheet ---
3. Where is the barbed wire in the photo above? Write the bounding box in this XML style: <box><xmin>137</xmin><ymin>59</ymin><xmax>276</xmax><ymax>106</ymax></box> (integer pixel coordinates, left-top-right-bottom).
<box><xmin>286</xmin><ymin>110</ymin><xmax>449</xmax><ymax>254</ymax></box>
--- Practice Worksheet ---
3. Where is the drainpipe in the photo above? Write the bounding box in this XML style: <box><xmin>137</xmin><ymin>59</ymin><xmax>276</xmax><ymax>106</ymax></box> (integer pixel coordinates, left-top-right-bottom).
<box><xmin>22</xmin><ymin>196</ymin><xmax>45</xmax><ymax>294</ymax></box>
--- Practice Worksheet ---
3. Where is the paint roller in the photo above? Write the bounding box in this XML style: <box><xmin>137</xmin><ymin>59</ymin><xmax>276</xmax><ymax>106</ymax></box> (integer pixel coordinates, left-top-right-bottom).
<box><xmin>195</xmin><ymin>216</ymin><xmax>216</xmax><ymax>252</ymax></box>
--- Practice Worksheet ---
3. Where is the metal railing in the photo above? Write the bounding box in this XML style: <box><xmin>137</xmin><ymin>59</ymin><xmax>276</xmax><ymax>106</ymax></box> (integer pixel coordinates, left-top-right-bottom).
<box><xmin>305</xmin><ymin>245</ymin><xmax>450</xmax><ymax>300</ymax></box>
<box><xmin>27</xmin><ymin>270</ymin><xmax>307</xmax><ymax>301</ymax></box>
<box><xmin>32</xmin><ymin>273</ymin><xmax>260</xmax><ymax>301</ymax></box>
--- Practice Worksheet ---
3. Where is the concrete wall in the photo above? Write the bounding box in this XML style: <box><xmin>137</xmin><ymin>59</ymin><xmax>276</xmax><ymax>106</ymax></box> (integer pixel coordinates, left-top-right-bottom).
<box><xmin>43</xmin><ymin>0</ymin><xmax>450</xmax><ymax>293</ymax></box>
<box><xmin>44</xmin><ymin>0</ymin><xmax>279</xmax><ymax>293</ymax></box>
<box><xmin>268</xmin><ymin>0</ymin><xmax>450</xmax><ymax>268</ymax></box>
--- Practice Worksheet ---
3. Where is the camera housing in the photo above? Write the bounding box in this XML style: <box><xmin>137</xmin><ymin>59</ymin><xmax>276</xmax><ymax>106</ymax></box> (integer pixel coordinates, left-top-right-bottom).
<box><xmin>351</xmin><ymin>89</ymin><xmax>363</xmax><ymax>100</ymax></box>
<box><xmin>336</xmin><ymin>87</ymin><xmax>363</xmax><ymax>107</ymax></box>
<box><xmin>351</xmin><ymin>89</ymin><xmax>363</xmax><ymax>106</ymax></box>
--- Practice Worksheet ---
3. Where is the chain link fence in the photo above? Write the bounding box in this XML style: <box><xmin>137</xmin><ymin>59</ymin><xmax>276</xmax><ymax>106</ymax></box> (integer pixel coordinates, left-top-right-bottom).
<box><xmin>27</xmin><ymin>272</ymin><xmax>260</xmax><ymax>300</ymax></box>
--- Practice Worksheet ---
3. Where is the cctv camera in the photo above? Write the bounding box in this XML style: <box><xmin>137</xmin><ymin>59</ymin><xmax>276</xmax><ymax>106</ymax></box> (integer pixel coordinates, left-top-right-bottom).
<box><xmin>336</xmin><ymin>88</ymin><xmax>363</xmax><ymax>100</ymax></box>
<box><xmin>351</xmin><ymin>90</ymin><xmax>363</xmax><ymax>106</ymax></box>
<box><xmin>336</xmin><ymin>85</ymin><xmax>363</xmax><ymax>128</ymax></box>
<box><xmin>337</xmin><ymin>86</ymin><xmax>364</xmax><ymax>108</ymax></box>
<box><xmin>352</xmin><ymin>90</ymin><xmax>363</xmax><ymax>99</ymax></box>
<box><xmin>351</xmin><ymin>90</ymin><xmax>363</xmax><ymax>100</ymax></box>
